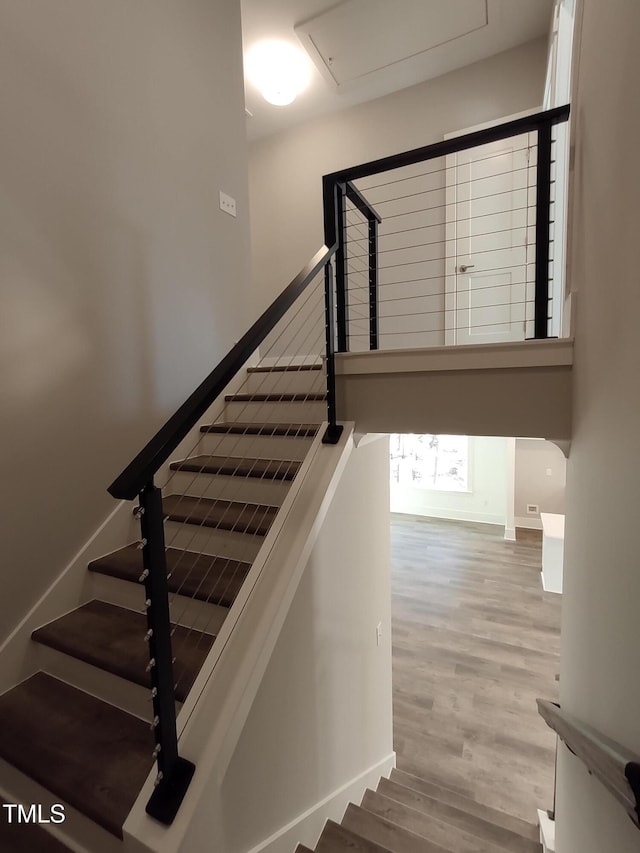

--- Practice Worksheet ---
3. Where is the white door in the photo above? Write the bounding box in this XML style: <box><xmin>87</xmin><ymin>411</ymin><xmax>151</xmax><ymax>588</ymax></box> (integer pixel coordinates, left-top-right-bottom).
<box><xmin>445</xmin><ymin>115</ymin><xmax>538</xmax><ymax>345</ymax></box>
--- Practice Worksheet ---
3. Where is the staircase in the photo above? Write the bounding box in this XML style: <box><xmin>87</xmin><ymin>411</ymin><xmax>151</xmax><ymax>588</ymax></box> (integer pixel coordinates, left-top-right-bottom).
<box><xmin>0</xmin><ymin>364</ymin><xmax>325</xmax><ymax>850</ymax></box>
<box><xmin>301</xmin><ymin>768</ymin><xmax>542</xmax><ymax>853</ymax></box>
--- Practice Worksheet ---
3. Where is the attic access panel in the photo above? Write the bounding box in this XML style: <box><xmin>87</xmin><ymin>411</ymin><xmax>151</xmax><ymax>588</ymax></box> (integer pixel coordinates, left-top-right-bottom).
<box><xmin>296</xmin><ymin>0</ymin><xmax>489</xmax><ymax>87</ymax></box>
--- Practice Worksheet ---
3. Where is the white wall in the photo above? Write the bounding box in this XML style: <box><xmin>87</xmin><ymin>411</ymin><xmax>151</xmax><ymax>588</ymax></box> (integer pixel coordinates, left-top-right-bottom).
<box><xmin>0</xmin><ymin>1</ymin><xmax>251</xmax><ymax>640</ymax></box>
<box><xmin>514</xmin><ymin>439</ymin><xmax>566</xmax><ymax>528</ymax></box>
<box><xmin>391</xmin><ymin>436</ymin><xmax>507</xmax><ymax>526</ymax></box>
<box><xmin>249</xmin><ymin>38</ymin><xmax>548</xmax><ymax>312</ymax></box>
<box><xmin>181</xmin><ymin>436</ymin><xmax>393</xmax><ymax>853</ymax></box>
<box><xmin>557</xmin><ymin>1</ymin><xmax>640</xmax><ymax>851</ymax></box>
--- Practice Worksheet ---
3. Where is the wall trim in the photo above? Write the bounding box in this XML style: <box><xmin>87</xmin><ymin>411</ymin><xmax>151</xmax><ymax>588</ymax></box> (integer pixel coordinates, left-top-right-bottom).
<box><xmin>245</xmin><ymin>752</ymin><xmax>396</xmax><ymax>853</ymax></box>
<box><xmin>540</xmin><ymin>571</ymin><xmax>562</xmax><ymax>595</ymax></box>
<box><xmin>504</xmin><ymin>526</ymin><xmax>517</xmax><ymax>541</ymax></box>
<box><xmin>391</xmin><ymin>508</ymin><xmax>506</xmax><ymax>526</ymax></box>
<box><xmin>335</xmin><ymin>338</ymin><xmax>574</xmax><ymax>376</ymax></box>
<box><xmin>0</xmin><ymin>499</ymin><xmax>134</xmax><ymax>696</ymax></box>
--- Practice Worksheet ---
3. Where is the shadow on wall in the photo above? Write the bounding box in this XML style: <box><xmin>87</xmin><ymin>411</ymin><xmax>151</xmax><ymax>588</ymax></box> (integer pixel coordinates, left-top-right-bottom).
<box><xmin>514</xmin><ymin>439</ymin><xmax>566</xmax><ymax>529</ymax></box>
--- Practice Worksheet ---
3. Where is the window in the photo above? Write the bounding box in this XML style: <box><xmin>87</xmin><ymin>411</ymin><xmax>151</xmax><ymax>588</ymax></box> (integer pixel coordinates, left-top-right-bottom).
<box><xmin>390</xmin><ymin>434</ymin><xmax>469</xmax><ymax>492</ymax></box>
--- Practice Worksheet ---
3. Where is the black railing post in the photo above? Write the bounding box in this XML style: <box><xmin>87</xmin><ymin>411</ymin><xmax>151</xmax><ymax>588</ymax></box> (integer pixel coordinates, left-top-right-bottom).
<box><xmin>322</xmin><ymin>261</ymin><xmax>343</xmax><ymax>445</ymax></box>
<box><xmin>534</xmin><ymin>120</ymin><xmax>553</xmax><ymax>339</ymax></box>
<box><xmin>368</xmin><ymin>217</ymin><xmax>379</xmax><ymax>350</ymax></box>
<box><xmin>335</xmin><ymin>183</ymin><xmax>349</xmax><ymax>352</ymax></box>
<box><xmin>138</xmin><ymin>481</ymin><xmax>194</xmax><ymax>825</ymax></box>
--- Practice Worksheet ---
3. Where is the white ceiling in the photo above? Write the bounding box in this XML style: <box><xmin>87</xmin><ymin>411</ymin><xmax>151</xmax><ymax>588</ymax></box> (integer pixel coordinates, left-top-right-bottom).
<box><xmin>241</xmin><ymin>0</ymin><xmax>553</xmax><ymax>141</ymax></box>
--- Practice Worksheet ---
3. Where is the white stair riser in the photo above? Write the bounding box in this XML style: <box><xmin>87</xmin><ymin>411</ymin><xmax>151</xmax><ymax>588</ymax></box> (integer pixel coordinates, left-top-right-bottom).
<box><xmin>31</xmin><ymin>642</ymin><xmax>156</xmax><ymax>724</ymax></box>
<box><xmin>165</xmin><ymin>470</ymin><xmax>291</xmax><ymax>506</ymax></box>
<box><xmin>223</xmin><ymin>400</ymin><xmax>325</xmax><ymax>423</ymax></box>
<box><xmin>245</xmin><ymin>370</ymin><xmax>324</xmax><ymax>395</ymax></box>
<box><xmin>198</xmin><ymin>430</ymin><xmax>315</xmax><ymax>460</ymax></box>
<box><xmin>163</xmin><ymin>521</ymin><xmax>264</xmax><ymax>563</ymax></box>
<box><xmin>89</xmin><ymin>572</ymin><xmax>229</xmax><ymax>636</ymax></box>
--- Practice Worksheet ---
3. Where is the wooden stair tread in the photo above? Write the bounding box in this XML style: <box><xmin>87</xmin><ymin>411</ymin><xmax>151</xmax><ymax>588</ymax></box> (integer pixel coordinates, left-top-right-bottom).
<box><xmin>247</xmin><ymin>364</ymin><xmax>321</xmax><ymax>373</ymax></box>
<box><xmin>387</xmin><ymin>771</ymin><xmax>539</xmax><ymax>844</ymax></box>
<box><xmin>163</xmin><ymin>494</ymin><xmax>278</xmax><ymax>536</ymax></box>
<box><xmin>89</xmin><ymin>545</ymin><xmax>250</xmax><ymax>607</ymax></box>
<box><xmin>200</xmin><ymin>422</ymin><xmax>319</xmax><ymax>437</ymax></box>
<box><xmin>170</xmin><ymin>455</ymin><xmax>300</xmax><ymax>481</ymax></box>
<box><xmin>362</xmin><ymin>790</ymin><xmax>517</xmax><ymax>853</ymax></box>
<box><xmin>32</xmin><ymin>600</ymin><xmax>214</xmax><ymax>703</ymax></box>
<box><xmin>225</xmin><ymin>393</ymin><xmax>326</xmax><ymax>402</ymax></box>
<box><xmin>0</xmin><ymin>673</ymin><xmax>152</xmax><ymax>839</ymax></box>
<box><xmin>317</xmin><ymin>820</ymin><xmax>393</xmax><ymax>853</ymax></box>
<box><xmin>392</xmin><ymin>766</ymin><xmax>475</xmax><ymax>800</ymax></box>
<box><xmin>0</xmin><ymin>797</ymin><xmax>72</xmax><ymax>852</ymax></box>
<box><xmin>378</xmin><ymin>779</ymin><xmax>540</xmax><ymax>853</ymax></box>
<box><xmin>343</xmin><ymin>803</ymin><xmax>451</xmax><ymax>853</ymax></box>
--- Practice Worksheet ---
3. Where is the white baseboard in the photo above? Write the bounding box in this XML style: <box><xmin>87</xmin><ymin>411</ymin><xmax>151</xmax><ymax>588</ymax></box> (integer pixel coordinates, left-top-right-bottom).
<box><xmin>245</xmin><ymin>752</ymin><xmax>396</xmax><ymax>853</ymax></box>
<box><xmin>540</xmin><ymin>571</ymin><xmax>562</xmax><ymax>595</ymax></box>
<box><xmin>503</xmin><ymin>526</ymin><xmax>516</xmax><ymax>541</ymax></box>
<box><xmin>391</xmin><ymin>507</ymin><xmax>505</xmax><ymax>526</ymax></box>
<box><xmin>515</xmin><ymin>515</ymin><xmax>543</xmax><ymax>530</ymax></box>
<box><xmin>537</xmin><ymin>808</ymin><xmax>555</xmax><ymax>852</ymax></box>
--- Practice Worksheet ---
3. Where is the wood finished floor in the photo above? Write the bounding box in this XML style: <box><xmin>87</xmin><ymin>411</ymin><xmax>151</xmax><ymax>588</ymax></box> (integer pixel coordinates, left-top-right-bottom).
<box><xmin>391</xmin><ymin>514</ymin><xmax>561</xmax><ymax>824</ymax></box>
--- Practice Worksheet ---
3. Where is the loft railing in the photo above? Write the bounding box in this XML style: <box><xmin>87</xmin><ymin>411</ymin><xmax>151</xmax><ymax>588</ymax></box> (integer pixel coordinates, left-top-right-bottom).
<box><xmin>537</xmin><ymin>699</ymin><xmax>640</xmax><ymax>829</ymax></box>
<box><xmin>323</xmin><ymin>105</ymin><xmax>571</xmax><ymax>352</ymax></box>
<box><xmin>108</xmin><ymin>244</ymin><xmax>339</xmax><ymax>824</ymax></box>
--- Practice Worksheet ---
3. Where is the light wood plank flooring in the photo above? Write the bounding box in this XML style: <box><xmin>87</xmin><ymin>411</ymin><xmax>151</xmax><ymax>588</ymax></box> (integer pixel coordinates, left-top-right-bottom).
<box><xmin>391</xmin><ymin>514</ymin><xmax>561</xmax><ymax>824</ymax></box>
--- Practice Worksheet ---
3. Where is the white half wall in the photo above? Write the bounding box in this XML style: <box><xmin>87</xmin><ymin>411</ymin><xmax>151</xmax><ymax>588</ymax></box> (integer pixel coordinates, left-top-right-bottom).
<box><xmin>0</xmin><ymin>0</ymin><xmax>251</xmax><ymax>641</ymax></box>
<box><xmin>390</xmin><ymin>436</ymin><xmax>508</xmax><ymax>526</ymax></box>
<box><xmin>556</xmin><ymin>2</ymin><xmax>640</xmax><ymax>852</ymax></box>
<box><xmin>180</xmin><ymin>436</ymin><xmax>393</xmax><ymax>853</ymax></box>
<box><xmin>249</xmin><ymin>38</ymin><xmax>548</xmax><ymax>312</ymax></box>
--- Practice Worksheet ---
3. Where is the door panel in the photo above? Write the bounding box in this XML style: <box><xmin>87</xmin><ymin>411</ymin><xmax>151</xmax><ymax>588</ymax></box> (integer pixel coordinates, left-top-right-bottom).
<box><xmin>446</xmin><ymin>126</ymin><xmax>537</xmax><ymax>345</ymax></box>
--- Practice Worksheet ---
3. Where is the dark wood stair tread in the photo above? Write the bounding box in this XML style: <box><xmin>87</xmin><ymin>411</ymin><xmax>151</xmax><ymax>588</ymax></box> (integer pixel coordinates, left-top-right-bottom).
<box><xmin>247</xmin><ymin>364</ymin><xmax>321</xmax><ymax>373</ymax></box>
<box><xmin>164</xmin><ymin>494</ymin><xmax>278</xmax><ymax>536</ymax></box>
<box><xmin>89</xmin><ymin>545</ymin><xmax>250</xmax><ymax>607</ymax></box>
<box><xmin>224</xmin><ymin>393</ymin><xmax>326</xmax><ymax>402</ymax></box>
<box><xmin>0</xmin><ymin>673</ymin><xmax>152</xmax><ymax>839</ymax></box>
<box><xmin>170</xmin><ymin>455</ymin><xmax>300</xmax><ymax>480</ymax></box>
<box><xmin>201</xmin><ymin>422</ymin><xmax>319</xmax><ymax>437</ymax></box>
<box><xmin>0</xmin><ymin>797</ymin><xmax>72</xmax><ymax>852</ymax></box>
<box><xmin>317</xmin><ymin>820</ymin><xmax>392</xmax><ymax>853</ymax></box>
<box><xmin>32</xmin><ymin>600</ymin><xmax>214</xmax><ymax>702</ymax></box>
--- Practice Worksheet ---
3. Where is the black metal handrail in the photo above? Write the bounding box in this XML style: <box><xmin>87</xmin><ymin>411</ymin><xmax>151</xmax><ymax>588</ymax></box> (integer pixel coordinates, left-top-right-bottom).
<box><xmin>110</xmin><ymin>244</ymin><xmax>337</xmax><ymax>502</ymax></box>
<box><xmin>323</xmin><ymin>104</ymin><xmax>571</xmax><ymax>350</ymax></box>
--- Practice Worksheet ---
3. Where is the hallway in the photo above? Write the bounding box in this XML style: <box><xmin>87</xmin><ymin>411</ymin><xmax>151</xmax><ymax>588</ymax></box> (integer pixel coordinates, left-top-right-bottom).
<box><xmin>390</xmin><ymin>515</ymin><xmax>561</xmax><ymax>823</ymax></box>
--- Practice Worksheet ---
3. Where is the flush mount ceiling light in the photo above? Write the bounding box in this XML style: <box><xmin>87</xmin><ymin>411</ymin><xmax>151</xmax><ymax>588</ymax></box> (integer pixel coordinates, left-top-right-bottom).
<box><xmin>245</xmin><ymin>40</ymin><xmax>311</xmax><ymax>106</ymax></box>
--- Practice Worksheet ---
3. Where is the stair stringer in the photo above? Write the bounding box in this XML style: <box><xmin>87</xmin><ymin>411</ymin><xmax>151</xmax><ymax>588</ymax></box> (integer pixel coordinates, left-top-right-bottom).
<box><xmin>123</xmin><ymin>423</ymin><xmax>387</xmax><ymax>853</ymax></box>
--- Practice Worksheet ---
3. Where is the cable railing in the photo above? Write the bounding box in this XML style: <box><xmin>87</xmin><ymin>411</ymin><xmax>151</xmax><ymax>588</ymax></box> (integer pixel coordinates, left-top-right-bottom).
<box><xmin>323</xmin><ymin>105</ymin><xmax>570</xmax><ymax>353</ymax></box>
<box><xmin>108</xmin><ymin>245</ymin><xmax>339</xmax><ymax>824</ymax></box>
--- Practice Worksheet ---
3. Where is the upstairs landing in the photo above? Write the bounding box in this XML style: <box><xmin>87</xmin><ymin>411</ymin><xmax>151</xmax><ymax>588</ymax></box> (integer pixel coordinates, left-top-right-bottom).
<box><xmin>335</xmin><ymin>339</ymin><xmax>572</xmax><ymax>444</ymax></box>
